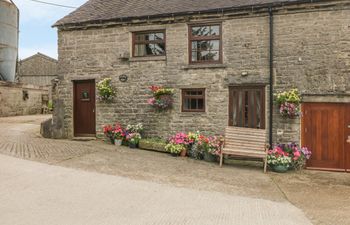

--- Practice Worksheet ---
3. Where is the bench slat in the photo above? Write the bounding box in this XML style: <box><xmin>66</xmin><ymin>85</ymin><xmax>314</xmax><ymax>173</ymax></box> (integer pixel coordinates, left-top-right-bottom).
<box><xmin>220</xmin><ymin>126</ymin><xmax>268</xmax><ymax>172</ymax></box>
<box><xmin>223</xmin><ymin>149</ymin><xmax>266</xmax><ymax>154</ymax></box>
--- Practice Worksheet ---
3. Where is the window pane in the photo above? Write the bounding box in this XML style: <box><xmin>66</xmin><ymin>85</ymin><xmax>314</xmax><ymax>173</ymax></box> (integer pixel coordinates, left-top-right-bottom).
<box><xmin>145</xmin><ymin>44</ymin><xmax>154</xmax><ymax>55</ymax></box>
<box><xmin>198</xmin><ymin>99</ymin><xmax>204</xmax><ymax>109</ymax></box>
<box><xmin>192</xmin><ymin>26</ymin><xmax>211</xmax><ymax>36</ymax></box>
<box><xmin>201</xmin><ymin>51</ymin><xmax>210</xmax><ymax>61</ymax></box>
<box><xmin>185</xmin><ymin>99</ymin><xmax>190</xmax><ymax>110</ymax></box>
<box><xmin>135</xmin><ymin>43</ymin><xmax>165</xmax><ymax>56</ymax></box>
<box><xmin>210</xmin><ymin>25</ymin><xmax>220</xmax><ymax>35</ymax></box>
<box><xmin>153</xmin><ymin>43</ymin><xmax>165</xmax><ymax>55</ymax></box>
<box><xmin>190</xmin><ymin>99</ymin><xmax>197</xmax><ymax>109</ymax></box>
<box><xmin>211</xmin><ymin>40</ymin><xmax>220</xmax><ymax>50</ymax></box>
<box><xmin>191</xmin><ymin>52</ymin><xmax>198</xmax><ymax>62</ymax></box>
<box><xmin>154</xmin><ymin>33</ymin><xmax>164</xmax><ymax>40</ymax></box>
<box><xmin>210</xmin><ymin>51</ymin><xmax>220</xmax><ymax>61</ymax></box>
<box><xmin>134</xmin><ymin>44</ymin><xmax>146</xmax><ymax>56</ymax></box>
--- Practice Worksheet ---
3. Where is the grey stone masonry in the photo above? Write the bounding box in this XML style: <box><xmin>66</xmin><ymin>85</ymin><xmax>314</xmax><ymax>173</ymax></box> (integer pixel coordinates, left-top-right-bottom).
<box><xmin>55</xmin><ymin>1</ymin><xmax>350</xmax><ymax>145</ymax></box>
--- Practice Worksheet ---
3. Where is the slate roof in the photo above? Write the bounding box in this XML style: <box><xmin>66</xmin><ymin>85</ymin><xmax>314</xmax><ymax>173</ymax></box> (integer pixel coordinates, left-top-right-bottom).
<box><xmin>54</xmin><ymin>0</ymin><xmax>318</xmax><ymax>27</ymax></box>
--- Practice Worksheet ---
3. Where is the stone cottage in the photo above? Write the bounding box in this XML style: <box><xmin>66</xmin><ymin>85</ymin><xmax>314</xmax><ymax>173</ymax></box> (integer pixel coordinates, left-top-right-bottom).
<box><xmin>53</xmin><ymin>0</ymin><xmax>350</xmax><ymax>171</ymax></box>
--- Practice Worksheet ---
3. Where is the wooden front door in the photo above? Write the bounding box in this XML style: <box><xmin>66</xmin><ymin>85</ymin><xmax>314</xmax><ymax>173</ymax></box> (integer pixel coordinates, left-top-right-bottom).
<box><xmin>346</xmin><ymin>105</ymin><xmax>350</xmax><ymax>172</ymax></box>
<box><xmin>73</xmin><ymin>80</ymin><xmax>96</xmax><ymax>137</ymax></box>
<box><xmin>302</xmin><ymin>103</ymin><xmax>349</xmax><ymax>171</ymax></box>
<box><xmin>229</xmin><ymin>86</ymin><xmax>265</xmax><ymax>129</ymax></box>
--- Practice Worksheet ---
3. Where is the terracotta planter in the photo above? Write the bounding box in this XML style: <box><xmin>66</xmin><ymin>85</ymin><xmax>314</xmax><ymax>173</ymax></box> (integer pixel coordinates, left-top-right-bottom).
<box><xmin>180</xmin><ymin>148</ymin><xmax>187</xmax><ymax>157</ymax></box>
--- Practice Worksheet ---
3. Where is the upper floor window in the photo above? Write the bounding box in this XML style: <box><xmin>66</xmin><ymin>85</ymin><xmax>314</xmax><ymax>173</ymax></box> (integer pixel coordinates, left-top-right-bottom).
<box><xmin>189</xmin><ymin>24</ymin><xmax>222</xmax><ymax>64</ymax></box>
<box><xmin>132</xmin><ymin>31</ymin><xmax>166</xmax><ymax>57</ymax></box>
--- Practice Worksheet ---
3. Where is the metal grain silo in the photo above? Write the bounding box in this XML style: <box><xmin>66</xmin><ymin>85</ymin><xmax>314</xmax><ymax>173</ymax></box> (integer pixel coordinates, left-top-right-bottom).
<box><xmin>0</xmin><ymin>0</ymin><xmax>18</xmax><ymax>81</ymax></box>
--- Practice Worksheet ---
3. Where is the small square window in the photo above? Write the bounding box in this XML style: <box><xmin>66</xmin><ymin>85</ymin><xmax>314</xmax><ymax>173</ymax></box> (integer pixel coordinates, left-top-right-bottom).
<box><xmin>182</xmin><ymin>89</ymin><xmax>206</xmax><ymax>112</ymax></box>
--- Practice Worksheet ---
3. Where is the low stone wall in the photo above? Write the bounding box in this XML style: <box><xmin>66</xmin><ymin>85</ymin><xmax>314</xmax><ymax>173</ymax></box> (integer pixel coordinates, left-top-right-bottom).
<box><xmin>0</xmin><ymin>81</ymin><xmax>48</xmax><ymax>117</ymax></box>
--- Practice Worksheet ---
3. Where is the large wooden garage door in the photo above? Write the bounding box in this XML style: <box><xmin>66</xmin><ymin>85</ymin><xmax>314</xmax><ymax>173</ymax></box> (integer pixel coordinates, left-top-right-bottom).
<box><xmin>302</xmin><ymin>103</ymin><xmax>349</xmax><ymax>171</ymax></box>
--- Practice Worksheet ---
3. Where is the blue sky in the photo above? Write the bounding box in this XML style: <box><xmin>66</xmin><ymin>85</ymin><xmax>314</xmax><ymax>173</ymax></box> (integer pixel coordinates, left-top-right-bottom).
<box><xmin>12</xmin><ymin>0</ymin><xmax>87</xmax><ymax>59</ymax></box>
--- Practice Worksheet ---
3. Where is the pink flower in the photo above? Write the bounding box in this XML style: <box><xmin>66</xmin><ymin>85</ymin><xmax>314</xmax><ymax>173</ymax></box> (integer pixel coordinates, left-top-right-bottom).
<box><xmin>147</xmin><ymin>97</ymin><xmax>156</xmax><ymax>105</ymax></box>
<box><xmin>293</xmin><ymin>150</ymin><xmax>301</xmax><ymax>160</ymax></box>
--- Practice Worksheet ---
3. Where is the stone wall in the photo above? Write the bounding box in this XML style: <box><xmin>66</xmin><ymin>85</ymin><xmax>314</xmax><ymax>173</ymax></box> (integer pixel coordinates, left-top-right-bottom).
<box><xmin>18</xmin><ymin>53</ymin><xmax>58</xmax><ymax>87</ymax></box>
<box><xmin>56</xmin><ymin>17</ymin><xmax>270</xmax><ymax>139</ymax></box>
<box><xmin>55</xmin><ymin>1</ymin><xmax>350</xmax><ymax>143</ymax></box>
<box><xmin>0</xmin><ymin>81</ymin><xmax>48</xmax><ymax>117</ymax></box>
<box><xmin>273</xmin><ymin>8</ymin><xmax>350</xmax><ymax>144</ymax></box>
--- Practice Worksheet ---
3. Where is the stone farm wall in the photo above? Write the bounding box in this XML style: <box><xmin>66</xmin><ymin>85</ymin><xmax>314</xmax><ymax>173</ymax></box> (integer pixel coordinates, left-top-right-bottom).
<box><xmin>0</xmin><ymin>81</ymin><xmax>48</xmax><ymax>117</ymax></box>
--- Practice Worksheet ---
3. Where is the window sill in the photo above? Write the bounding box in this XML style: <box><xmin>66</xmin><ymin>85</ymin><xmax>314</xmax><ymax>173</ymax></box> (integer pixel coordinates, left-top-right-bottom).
<box><xmin>182</xmin><ymin>64</ymin><xmax>227</xmax><ymax>70</ymax></box>
<box><xmin>129</xmin><ymin>56</ymin><xmax>166</xmax><ymax>62</ymax></box>
<box><xmin>180</xmin><ymin>111</ymin><xmax>207</xmax><ymax>116</ymax></box>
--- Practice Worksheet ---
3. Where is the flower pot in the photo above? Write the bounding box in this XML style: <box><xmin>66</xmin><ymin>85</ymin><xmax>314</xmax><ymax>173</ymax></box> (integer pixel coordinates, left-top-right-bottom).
<box><xmin>180</xmin><ymin>148</ymin><xmax>187</xmax><ymax>157</ymax></box>
<box><xmin>114</xmin><ymin>139</ymin><xmax>122</xmax><ymax>146</ymax></box>
<box><xmin>171</xmin><ymin>153</ymin><xmax>179</xmax><ymax>157</ymax></box>
<box><xmin>122</xmin><ymin>140</ymin><xmax>129</xmax><ymax>146</ymax></box>
<box><xmin>272</xmin><ymin>165</ymin><xmax>289</xmax><ymax>173</ymax></box>
<box><xmin>129</xmin><ymin>142</ymin><xmax>137</xmax><ymax>149</ymax></box>
<box><xmin>109</xmin><ymin>137</ymin><xmax>115</xmax><ymax>145</ymax></box>
<box><xmin>203</xmin><ymin>151</ymin><xmax>217</xmax><ymax>162</ymax></box>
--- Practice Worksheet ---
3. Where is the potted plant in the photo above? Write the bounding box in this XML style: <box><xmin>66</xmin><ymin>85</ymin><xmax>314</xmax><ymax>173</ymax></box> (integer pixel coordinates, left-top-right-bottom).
<box><xmin>126</xmin><ymin>133</ymin><xmax>141</xmax><ymax>149</ymax></box>
<box><xmin>112</xmin><ymin>124</ymin><xmax>125</xmax><ymax>146</ymax></box>
<box><xmin>187</xmin><ymin>131</ymin><xmax>203</xmax><ymax>159</ymax></box>
<box><xmin>167</xmin><ymin>132</ymin><xmax>189</xmax><ymax>157</ymax></box>
<box><xmin>267</xmin><ymin>146</ymin><xmax>292</xmax><ymax>173</ymax></box>
<box><xmin>204</xmin><ymin>136</ymin><xmax>224</xmax><ymax>162</ymax></box>
<box><xmin>138</xmin><ymin>138</ymin><xmax>167</xmax><ymax>152</ymax></box>
<box><xmin>165</xmin><ymin>143</ymin><xmax>185</xmax><ymax>157</ymax></box>
<box><xmin>103</xmin><ymin>124</ymin><xmax>115</xmax><ymax>144</ymax></box>
<box><xmin>147</xmin><ymin>85</ymin><xmax>174</xmax><ymax>111</ymax></box>
<box><xmin>277</xmin><ymin>143</ymin><xmax>312</xmax><ymax>171</ymax></box>
<box><xmin>275</xmin><ymin>88</ymin><xmax>301</xmax><ymax>119</ymax></box>
<box><xmin>126</xmin><ymin>123</ymin><xmax>144</xmax><ymax>134</ymax></box>
<box><xmin>97</xmin><ymin>78</ymin><xmax>116</xmax><ymax>103</ymax></box>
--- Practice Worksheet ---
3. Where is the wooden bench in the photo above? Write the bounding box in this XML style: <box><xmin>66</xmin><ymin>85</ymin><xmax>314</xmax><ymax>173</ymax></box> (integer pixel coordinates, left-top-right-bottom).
<box><xmin>219</xmin><ymin>126</ymin><xmax>269</xmax><ymax>173</ymax></box>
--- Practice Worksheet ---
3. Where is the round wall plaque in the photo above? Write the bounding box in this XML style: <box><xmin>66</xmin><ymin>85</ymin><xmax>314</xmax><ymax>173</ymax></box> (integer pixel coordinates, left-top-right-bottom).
<box><xmin>119</xmin><ymin>74</ymin><xmax>128</xmax><ymax>82</ymax></box>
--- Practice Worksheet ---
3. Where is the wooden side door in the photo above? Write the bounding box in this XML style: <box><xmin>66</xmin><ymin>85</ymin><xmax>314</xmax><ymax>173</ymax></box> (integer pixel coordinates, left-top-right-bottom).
<box><xmin>345</xmin><ymin>104</ymin><xmax>350</xmax><ymax>172</ymax></box>
<box><xmin>229</xmin><ymin>86</ymin><xmax>265</xmax><ymax>129</ymax></box>
<box><xmin>73</xmin><ymin>80</ymin><xmax>96</xmax><ymax>137</ymax></box>
<box><xmin>302</xmin><ymin>103</ymin><xmax>345</xmax><ymax>170</ymax></box>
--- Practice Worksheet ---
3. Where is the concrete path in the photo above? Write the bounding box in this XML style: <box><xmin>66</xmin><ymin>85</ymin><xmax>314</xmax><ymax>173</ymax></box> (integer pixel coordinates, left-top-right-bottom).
<box><xmin>0</xmin><ymin>154</ymin><xmax>311</xmax><ymax>225</ymax></box>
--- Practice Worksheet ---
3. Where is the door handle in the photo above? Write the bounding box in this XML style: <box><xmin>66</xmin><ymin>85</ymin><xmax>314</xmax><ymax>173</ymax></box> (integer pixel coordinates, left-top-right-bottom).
<box><xmin>347</xmin><ymin>136</ymin><xmax>350</xmax><ymax>143</ymax></box>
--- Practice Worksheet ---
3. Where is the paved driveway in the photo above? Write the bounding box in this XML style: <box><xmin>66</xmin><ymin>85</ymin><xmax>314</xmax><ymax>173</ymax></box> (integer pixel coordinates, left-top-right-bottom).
<box><xmin>0</xmin><ymin>115</ymin><xmax>98</xmax><ymax>163</ymax></box>
<box><xmin>1</xmin><ymin>115</ymin><xmax>343</xmax><ymax>225</ymax></box>
<box><xmin>0</xmin><ymin>154</ymin><xmax>311</xmax><ymax>225</ymax></box>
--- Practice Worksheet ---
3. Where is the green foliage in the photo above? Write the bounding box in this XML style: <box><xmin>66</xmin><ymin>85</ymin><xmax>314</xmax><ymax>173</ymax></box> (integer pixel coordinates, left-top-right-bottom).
<box><xmin>275</xmin><ymin>88</ymin><xmax>301</xmax><ymax>105</ymax></box>
<box><xmin>47</xmin><ymin>100</ymin><xmax>53</xmax><ymax>111</ymax></box>
<box><xmin>139</xmin><ymin>138</ymin><xmax>167</xmax><ymax>152</ymax></box>
<box><xmin>165</xmin><ymin>143</ymin><xmax>184</xmax><ymax>155</ymax></box>
<box><xmin>97</xmin><ymin>78</ymin><xmax>116</xmax><ymax>102</ymax></box>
